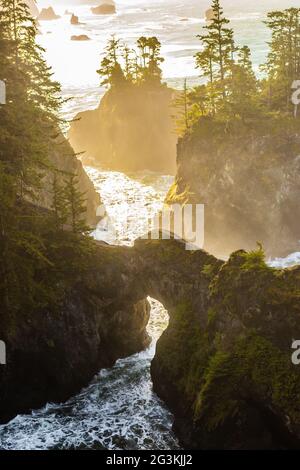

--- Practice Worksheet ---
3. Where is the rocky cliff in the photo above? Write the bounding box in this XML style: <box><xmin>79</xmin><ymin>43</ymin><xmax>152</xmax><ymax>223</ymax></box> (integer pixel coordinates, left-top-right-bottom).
<box><xmin>0</xmin><ymin>241</ymin><xmax>150</xmax><ymax>424</ymax></box>
<box><xmin>166</xmin><ymin>117</ymin><xmax>300</xmax><ymax>258</ymax></box>
<box><xmin>68</xmin><ymin>84</ymin><xmax>178</xmax><ymax>174</ymax></box>
<box><xmin>1</xmin><ymin>235</ymin><xmax>300</xmax><ymax>449</ymax></box>
<box><xmin>149</xmin><ymin>241</ymin><xmax>300</xmax><ymax>449</ymax></box>
<box><xmin>38</xmin><ymin>134</ymin><xmax>101</xmax><ymax>227</ymax></box>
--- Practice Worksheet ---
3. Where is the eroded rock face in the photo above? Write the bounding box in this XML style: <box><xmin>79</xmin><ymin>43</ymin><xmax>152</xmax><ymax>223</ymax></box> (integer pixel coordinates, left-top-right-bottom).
<box><xmin>38</xmin><ymin>7</ymin><xmax>60</xmax><ymax>21</ymax></box>
<box><xmin>147</xmin><ymin>242</ymin><xmax>300</xmax><ymax>449</ymax></box>
<box><xmin>68</xmin><ymin>85</ymin><xmax>178</xmax><ymax>174</ymax></box>
<box><xmin>1</xmin><ymin>235</ymin><xmax>300</xmax><ymax>449</ymax></box>
<box><xmin>166</xmin><ymin>118</ymin><xmax>300</xmax><ymax>258</ymax></box>
<box><xmin>38</xmin><ymin>134</ymin><xmax>101</xmax><ymax>227</ymax></box>
<box><xmin>0</xmin><ymin>242</ymin><xmax>150</xmax><ymax>424</ymax></box>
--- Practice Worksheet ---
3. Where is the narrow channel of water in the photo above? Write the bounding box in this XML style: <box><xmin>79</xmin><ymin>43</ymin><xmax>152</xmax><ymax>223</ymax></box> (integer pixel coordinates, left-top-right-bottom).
<box><xmin>0</xmin><ymin>167</ymin><xmax>180</xmax><ymax>450</ymax></box>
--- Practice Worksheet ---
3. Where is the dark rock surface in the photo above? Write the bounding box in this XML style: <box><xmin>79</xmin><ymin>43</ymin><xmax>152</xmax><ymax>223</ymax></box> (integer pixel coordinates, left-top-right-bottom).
<box><xmin>1</xmin><ymin>235</ymin><xmax>300</xmax><ymax>450</ymax></box>
<box><xmin>148</xmin><ymin>241</ymin><xmax>300</xmax><ymax>449</ymax></box>
<box><xmin>38</xmin><ymin>134</ymin><xmax>101</xmax><ymax>227</ymax></box>
<box><xmin>0</xmin><ymin>242</ymin><xmax>150</xmax><ymax>424</ymax></box>
<box><xmin>166</xmin><ymin>118</ymin><xmax>300</xmax><ymax>258</ymax></box>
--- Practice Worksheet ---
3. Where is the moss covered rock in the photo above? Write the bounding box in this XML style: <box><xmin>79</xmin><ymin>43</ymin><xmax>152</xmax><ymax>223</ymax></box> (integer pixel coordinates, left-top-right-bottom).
<box><xmin>151</xmin><ymin>247</ymin><xmax>300</xmax><ymax>449</ymax></box>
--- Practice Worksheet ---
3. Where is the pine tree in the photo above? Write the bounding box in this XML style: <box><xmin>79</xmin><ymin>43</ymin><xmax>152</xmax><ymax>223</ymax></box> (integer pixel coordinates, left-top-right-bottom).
<box><xmin>146</xmin><ymin>37</ymin><xmax>164</xmax><ymax>84</ymax></box>
<box><xmin>51</xmin><ymin>172</ymin><xmax>67</xmax><ymax>232</ymax></box>
<box><xmin>64</xmin><ymin>174</ymin><xmax>90</xmax><ymax>235</ymax></box>
<box><xmin>97</xmin><ymin>36</ymin><xmax>164</xmax><ymax>89</ymax></box>
<box><xmin>262</xmin><ymin>8</ymin><xmax>300</xmax><ymax>113</ymax></box>
<box><xmin>196</xmin><ymin>0</ymin><xmax>234</xmax><ymax>105</ymax></box>
<box><xmin>97</xmin><ymin>36</ymin><xmax>125</xmax><ymax>87</ymax></box>
<box><xmin>225</xmin><ymin>46</ymin><xmax>259</xmax><ymax>121</ymax></box>
<box><xmin>0</xmin><ymin>1</ymin><xmax>91</xmax><ymax>313</ymax></box>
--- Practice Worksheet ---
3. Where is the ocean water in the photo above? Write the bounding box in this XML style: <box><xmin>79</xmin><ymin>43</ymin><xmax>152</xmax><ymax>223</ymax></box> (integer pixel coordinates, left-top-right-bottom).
<box><xmin>0</xmin><ymin>1</ymin><xmax>298</xmax><ymax>450</ymax></box>
<box><xmin>36</xmin><ymin>0</ymin><xmax>299</xmax><ymax>119</ymax></box>
<box><xmin>0</xmin><ymin>164</ymin><xmax>298</xmax><ymax>450</ymax></box>
<box><xmin>0</xmin><ymin>169</ymin><xmax>179</xmax><ymax>450</ymax></box>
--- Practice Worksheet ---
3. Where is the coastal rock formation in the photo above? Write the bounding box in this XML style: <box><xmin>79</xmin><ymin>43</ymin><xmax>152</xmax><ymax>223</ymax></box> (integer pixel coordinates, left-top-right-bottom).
<box><xmin>68</xmin><ymin>85</ymin><xmax>178</xmax><ymax>174</ymax></box>
<box><xmin>1</xmin><ymin>234</ymin><xmax>300</xmax><ymax>449</ymax></box>
<box><xmin>0</xmin><ymin>241</ymin><xmax>150</xmax><ymax>424</ymax></box>
<box><xmin>38</xmin><ymin>134</ymin><xmax>101</xmax><ymax>227</ymax></box>
<box><xmin>166</xmin><ymin>118</ymin><xmax>300</xmax><ymax>258</ymax></box>
<box><xmin>71</xmin><ymin>34</ymin><xmax>90</xmax><ymax>41</ymax></box>
<box><xmin>38</xmin><ymin>7</ymin><xmax>60</xmax><ymax>21</ymax></box>
<box><xmin>149</xmin><ymin>241</ymin><xmax>300</xmax><ymax>449</ymax></box>
<box><xmin>91</xmin><ymin>4</ymin><xmax>116</xmax><ymax>15</ymax></box>
<box><xmin>205</xmin><ymin>8</ymin><xmax>215</xmax><ymax>21</ymax></box>
<box><xmin>70</xmin><ymin>14</ymin><xmax>79</xmax><ymax>25</ymax></box>
<box><xmin>25</xmin><ymin>0</ymin><xmax>39</xmax><ymax>17</ymax></box>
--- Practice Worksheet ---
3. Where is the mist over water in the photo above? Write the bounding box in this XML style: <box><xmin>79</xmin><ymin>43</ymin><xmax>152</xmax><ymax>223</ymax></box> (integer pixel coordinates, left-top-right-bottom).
<box><xmin>0</xmin><ymin>0</ymin><xmax>298</xmax><ymax>450</ymax></box>
<box><xmin>0</xmin><ymin>169</ymin><xmax>179</xmax><ymax>450</ymax></box>
<box><xmin>36</xmin><ymin>0</ymin><xmax>298</xmax><ymax>118</ymax></box>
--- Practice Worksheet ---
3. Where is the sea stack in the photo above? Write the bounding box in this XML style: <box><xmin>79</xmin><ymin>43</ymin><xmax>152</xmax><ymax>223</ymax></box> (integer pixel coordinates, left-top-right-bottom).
<box><xmin>91</xmin><ymin>4</ymin><xmax>116</xmax><ymax>15</ymax></box>
<box><xmin>25</xmin><ymin>0</ymin><xmax>39</xmax><ymax>17</ymax></box>
<box><xmin>38</xmin><ymin>7</ymin><xmax>60</xmax><ymax>21</ymax></box>
<box><xmin>70</xmin><ymin>14</ymin><xmax>79</xmax><ymax>25</ymax></box>
<box><xmin>71</xmin><ymin>35</ymin><xmax>90</xmax><ymax>41</ymax></box>
<box><xmin>205</xmin><ymin>8</ymin><xmax>215</xmax><ymax>21</ymax></box>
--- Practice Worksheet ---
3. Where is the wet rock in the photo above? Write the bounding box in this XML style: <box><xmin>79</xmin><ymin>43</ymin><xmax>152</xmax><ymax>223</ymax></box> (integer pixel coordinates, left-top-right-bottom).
<box><xmin>149</xmin><ymin>242</ymin><xmax>300</xmax><ymax>449</ymax></box>
<box><xmin>70</xmin><ymin>14</ymin><xmax>79</xmax><ymax>25</ymax></box>
<box><xmin>71</xmin><ymin>35</ymin><xmax>90</xmax><ymax>41</ymax></box>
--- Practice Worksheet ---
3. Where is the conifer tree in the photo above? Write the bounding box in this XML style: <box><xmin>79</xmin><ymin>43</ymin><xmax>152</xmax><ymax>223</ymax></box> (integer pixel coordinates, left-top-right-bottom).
<box><xmin>196</xmin><ymin>0</ymin><xmax>234</xmax><ymax>104</ymax></box>
<box><xmin>262</xmin><ymin>8</ymin><xmax>300</xmax><ymax>113</ymax></box>
<box><xmin>64</xmin><ymin>174</ymin><xmax>89</xmax><ymax>235</ymax></box>
<box><xmin>0</xmin><ymin>1</ymin><xmax>92</xmax><ymax>312</ymax></box>
<box><xmin>51</xmin><ymin>172</ymin><xmax>67</xmax><ymax>232</ymax></box>
<box><xmin>225</xmin><ymin>46</ymin><xmax>259</xmax><ymax>121</ymax></box>
<box><xmin>97</xmin><ymin>36</ymin><xmax>125</xmax><ymax>87</ymax></box>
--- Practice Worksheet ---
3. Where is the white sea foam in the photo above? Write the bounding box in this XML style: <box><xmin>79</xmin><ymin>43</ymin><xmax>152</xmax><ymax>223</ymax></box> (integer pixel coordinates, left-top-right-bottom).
<box><xmin>268</xmin><ymin>252</ymin><xmax>300</xmax><ymax>269</ymax></box>
<box><xmin>0</xmin><ymin>168</ymin><xmax>178</xmax><ymax>451</ymax></box>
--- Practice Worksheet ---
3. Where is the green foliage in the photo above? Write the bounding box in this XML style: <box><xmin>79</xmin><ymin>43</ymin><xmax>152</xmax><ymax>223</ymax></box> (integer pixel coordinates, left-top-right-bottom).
<box><xmin>97</xmin><ymin>35</ymin><xmax>164</xmax><ymax>89</ymax></box>
<box><xmin>261</xmin><ymin>8</ymin><xmax>300</xmax><ymax>113</ymax></box>
<box><xmin>0</xmin><ymin>1</ymin><xmax>94</xmax><ymax>314</ymax></box>
<box><xmin>240</xmin><ymin>243</ymin><xmax>267</xmax><ymax>271</ymax></box>
<box><xmin>194</xmin><ymin>333</ymin><xmax>300</xmax><ymax>431</ymax></box>
<box><xmin>180</xmin><ymin>2</ymin><xmax>300</xmax><ymax>136</ymax></box>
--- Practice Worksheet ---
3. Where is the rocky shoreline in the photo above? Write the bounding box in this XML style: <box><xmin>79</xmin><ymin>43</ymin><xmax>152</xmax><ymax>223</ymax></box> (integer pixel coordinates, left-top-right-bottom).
<box><xmin>1</xmin><ymin>236</ymin><xmax>300</xmax><ymax>449</ymax></box>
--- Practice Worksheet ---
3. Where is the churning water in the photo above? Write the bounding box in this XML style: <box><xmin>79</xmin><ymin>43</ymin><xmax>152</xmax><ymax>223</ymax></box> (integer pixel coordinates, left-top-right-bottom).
<box><xmin>0</xmin><ymin>168</ymin><xmax>180</xmax><ymax>450</ymax></box>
